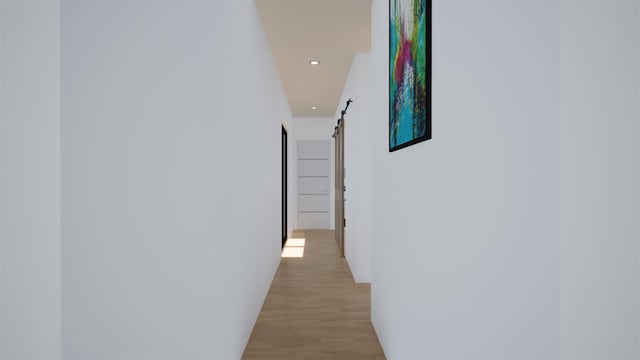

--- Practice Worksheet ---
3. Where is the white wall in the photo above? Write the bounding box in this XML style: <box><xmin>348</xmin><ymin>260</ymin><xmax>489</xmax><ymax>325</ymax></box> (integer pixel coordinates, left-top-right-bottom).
<box><xmin>337</xmin><ymin>55</ymin><xmax>374</xmax><ymax>283</ymax></box>
<box><xmin>292</xmin><ymin>117</ymin><xmax>336</xmax><ymax>230</ymax></box>
<box><xmin>0</xmin><ymin>1</ymin><xmax>62</xmax><ymax>358</ymax></box>
<box><xmin>294</xmin><ymin>117</ymin><xmax>336</xmax><ymax>140</ymax></box>
<box><xmin>371</xmin><ymin>2</ymin><xmax>561</xmax><ymax>356</ymax></box>
<box><xmin>61</xmin><ymin>0</ymin><xmax>291</xmax><ymax>358</ymax></box>
<box><xmin>559</xmin><ymin>1</ymin><xmax>640</xmax><ymax>357</ymax></box>
<box><xmin>341</xmin><ymin>0</ymin><xmax>640</xmax><ymax>358</ymax></box>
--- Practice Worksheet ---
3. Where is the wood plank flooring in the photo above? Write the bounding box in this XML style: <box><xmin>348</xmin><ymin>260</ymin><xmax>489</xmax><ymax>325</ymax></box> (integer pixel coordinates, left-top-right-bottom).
<box><xmin>242</xmin><ymin>230</ymin><xmax>386</xmax><ymax>359</ymax></box>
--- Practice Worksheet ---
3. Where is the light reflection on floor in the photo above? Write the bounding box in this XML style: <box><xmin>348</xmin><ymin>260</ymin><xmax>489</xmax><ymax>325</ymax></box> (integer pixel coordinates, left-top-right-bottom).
<box><xmin>281</xmin><ymin>238</ymin><xmax>305</xmax><ymax>258</ymax></box>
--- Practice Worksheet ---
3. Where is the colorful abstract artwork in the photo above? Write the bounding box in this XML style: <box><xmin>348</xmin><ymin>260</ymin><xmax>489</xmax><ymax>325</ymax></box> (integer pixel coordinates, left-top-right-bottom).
<box><xmin>389</xmin><ymin>0</ymin><xmax>431</xmax><ymax>152</ymax></box>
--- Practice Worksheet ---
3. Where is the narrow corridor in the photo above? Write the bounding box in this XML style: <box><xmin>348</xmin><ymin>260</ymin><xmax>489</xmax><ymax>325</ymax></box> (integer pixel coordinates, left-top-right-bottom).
<box><xmin>242</xmin><ymin>230</ymin><xmax>385</xmax><ymax>359</ymax></box>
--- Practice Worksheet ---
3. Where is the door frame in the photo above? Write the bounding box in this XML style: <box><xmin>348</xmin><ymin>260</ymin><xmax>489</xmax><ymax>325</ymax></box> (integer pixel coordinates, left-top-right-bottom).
<box><xmin>334</xmin><ymin>120</ymin><xmax>345</xmax><ymax>258</ymax></box>
<box><xmin>281</xmin><ymin>125</ymin><xmax>288</xmax><ymax>248</ymax></box>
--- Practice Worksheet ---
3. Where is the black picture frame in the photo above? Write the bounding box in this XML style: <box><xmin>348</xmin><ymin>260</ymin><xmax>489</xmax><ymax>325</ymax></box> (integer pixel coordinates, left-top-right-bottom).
<box><xmin>389</xmin><ymin>0</ymin><xmax>432</xmax><ymax>152</ymax></box>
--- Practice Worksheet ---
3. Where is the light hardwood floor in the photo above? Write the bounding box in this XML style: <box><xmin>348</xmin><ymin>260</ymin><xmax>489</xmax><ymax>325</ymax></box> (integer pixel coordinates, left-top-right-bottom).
<box><xmin>242</xmin><ymin>230</ymin><xmax>386</xmax><ymax>359</ymax></box>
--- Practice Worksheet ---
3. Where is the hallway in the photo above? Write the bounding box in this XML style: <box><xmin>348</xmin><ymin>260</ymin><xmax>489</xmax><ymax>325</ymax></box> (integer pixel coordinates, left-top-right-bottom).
<box><xmin>242</xmin><ymin>230</ymin><xmax>385</xmax><ymax>359</ymax></box>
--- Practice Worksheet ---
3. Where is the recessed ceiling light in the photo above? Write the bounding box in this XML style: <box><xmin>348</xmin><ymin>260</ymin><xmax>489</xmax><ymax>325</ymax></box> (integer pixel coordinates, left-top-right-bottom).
<box><xmin>309</xmin><ymin>60</ymin><xmax>320</xmax><ymax>65</ymax></box>
<box><xmin>311</xmin><ymin>106</ymin><xmax>318</xmax><ymax>110</ymax></box>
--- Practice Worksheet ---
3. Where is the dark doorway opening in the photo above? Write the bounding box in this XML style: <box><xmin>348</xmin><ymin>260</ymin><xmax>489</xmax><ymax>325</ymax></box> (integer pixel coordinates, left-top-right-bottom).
<box><xmin>281</xmin><ymin>125</ymin><xmax>288</xmax><ymax>248</ymax></box>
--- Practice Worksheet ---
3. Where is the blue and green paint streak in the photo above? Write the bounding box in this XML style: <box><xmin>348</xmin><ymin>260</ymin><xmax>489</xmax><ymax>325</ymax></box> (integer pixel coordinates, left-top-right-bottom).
<box><xmin>390</xmin><ymin>0</ymin><xmax>429</xmax><ymax>150</ymax></box>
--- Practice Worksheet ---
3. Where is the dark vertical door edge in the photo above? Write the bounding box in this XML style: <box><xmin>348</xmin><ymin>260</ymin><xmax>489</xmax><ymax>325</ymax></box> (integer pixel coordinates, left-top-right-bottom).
<box><xmin>281</xmin><ymin>126</ymin><xmax>288</xmax><ymax>248</ymax></box>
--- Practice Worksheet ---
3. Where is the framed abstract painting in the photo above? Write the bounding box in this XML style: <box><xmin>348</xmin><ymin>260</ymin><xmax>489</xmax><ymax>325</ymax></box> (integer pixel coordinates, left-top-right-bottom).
<box><xmin>389</xmin><ymin>0</ymin><xmax>431</xmax><ymax>152</ymax></box>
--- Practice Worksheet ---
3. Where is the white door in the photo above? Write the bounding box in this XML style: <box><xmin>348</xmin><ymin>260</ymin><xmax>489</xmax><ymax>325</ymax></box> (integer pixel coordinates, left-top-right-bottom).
<box><xmin>297</xmin><ymin>140</ymin><xmax>330</xmax><ymax>229</ymax></box>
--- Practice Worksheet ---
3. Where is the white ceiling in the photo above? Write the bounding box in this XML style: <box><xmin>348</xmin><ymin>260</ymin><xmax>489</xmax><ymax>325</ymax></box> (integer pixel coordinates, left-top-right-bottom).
<box><xmin>255</xmin><ymin>0</ymin><xmax>372</xmax><ymax>117</ymax></box>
